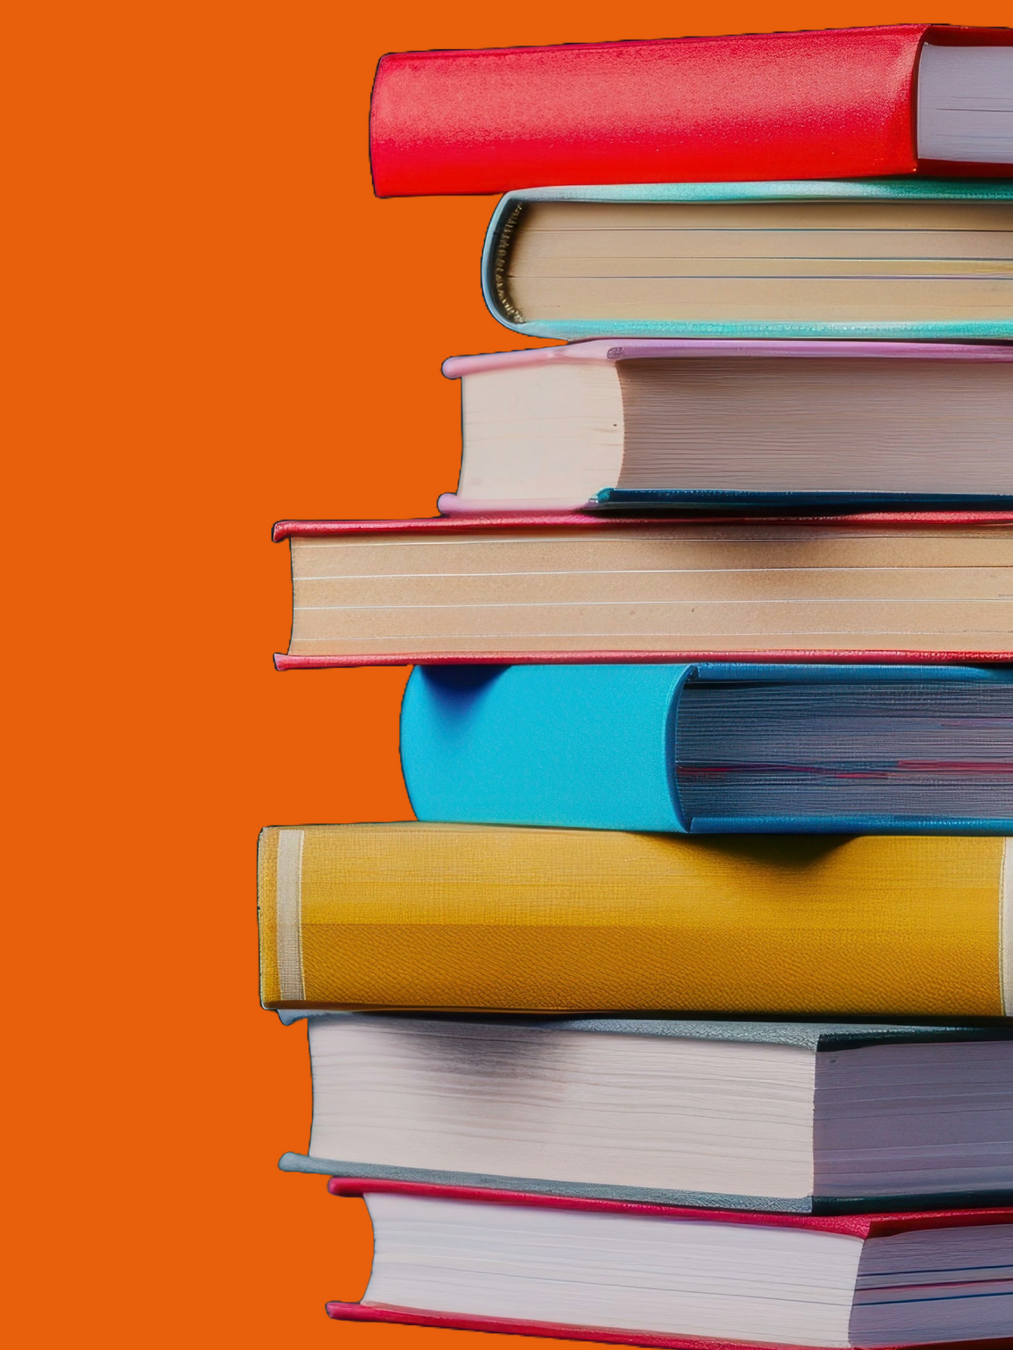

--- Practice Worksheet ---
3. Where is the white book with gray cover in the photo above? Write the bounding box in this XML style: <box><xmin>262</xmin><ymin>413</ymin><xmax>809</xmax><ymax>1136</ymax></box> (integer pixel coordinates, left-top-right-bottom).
<box><xmin>278</xmin><ymin>1013</ymin><xmax>1013</xmax><ymax>1213</ymax></box>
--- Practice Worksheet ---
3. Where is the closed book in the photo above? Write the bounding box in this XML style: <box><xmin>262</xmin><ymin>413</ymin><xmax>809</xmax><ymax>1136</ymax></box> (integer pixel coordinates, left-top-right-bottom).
<box><xmin>370</xmin><ymin>27</ymin><xmax>1013</xmax><ymax>196</ymax></box>
<box><xmin>279</xmin><ymin>1011</ymin><xmax>1013</xmax><ymax>1214</ymax></box>
<box><xmin>401</xmin><ymin>663</ymin><xmax>1013</xmax><ymax>835</ymax></box>
<box><xmin>256</xmin><ymin>824</ymin><xmax>1013</xmax><ymax>1016</ymax></box>
<box><xmin>480</xmin><ymin>180</ymin><xmax>1013</xmax><ymax>342</ymax></box>
<box><xmin>272</xmin><ymin>515</ymin><xmax>1013</xmax><ymax>669</ymax></box>
<box><xmin>438</xmin><ymin>340</ymin><xmax>1013</xmax><ymax>516</ymax></box>
<box><xmin>325</xmin><ymin>1180</ymin><xmax>1013</xmax><ymax>1349</ymax></box>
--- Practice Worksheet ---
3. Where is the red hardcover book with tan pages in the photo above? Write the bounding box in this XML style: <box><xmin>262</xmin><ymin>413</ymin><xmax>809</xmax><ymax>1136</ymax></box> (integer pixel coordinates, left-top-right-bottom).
<box><xmin>325</xmin><ymin>1178</ymin><xmax>1013</xmax><ymax>1349</ymax></box>
<box><xmin>370</xmin><ymin>26</ymin><xmax>1013</xmax><ymax>196</ymax></box>
<box><xmin>273</xmin><ymin>514</ymin><xmax>1013</xmax><ymax>668</ymax></box>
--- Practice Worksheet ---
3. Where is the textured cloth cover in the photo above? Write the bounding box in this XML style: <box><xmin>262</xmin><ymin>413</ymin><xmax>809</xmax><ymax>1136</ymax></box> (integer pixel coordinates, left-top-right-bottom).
<box><xmin>257</xmin><ymin>824</ymin><xmax>1007</xmax><ymax>1015</ymax></box>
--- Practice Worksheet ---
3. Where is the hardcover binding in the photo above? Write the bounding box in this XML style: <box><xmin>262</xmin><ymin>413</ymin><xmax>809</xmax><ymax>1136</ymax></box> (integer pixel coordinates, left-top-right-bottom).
<box><xmin>477</xmin><ymin>179</ymin><xmax>1013</xmax><ymax>341</ymax></box>
<box><xmin>440</xmin><ymin>339</ymin><xmax>1013</xmax><ymax>381</ymax></box>
<box><xmin>439</xmin><ymin>342</ymin><xmax>1013</xmax><ymax>518</ymax></box>
<box><xmin>276</xmin><ymin>650</ymin><xmax>1013</xmax><ymax>671</ymax></box>
<box><xmin>274</xmin><ymin>514</ymin><xmax>1013</xmax><ymax>670</ymax></box>
<box><xmin>272</xmin><ymin>511</ymin><xmax>1013</xmax><ymax>542</ymax></box>
<box><xmin>324</xmin><ymin>1300</ymin><xmax>1013</xmax><ymax>1350</ymax></box>
<box><xmin>401</xmin><ymin>661</ymin><xmax>1013</xmax><ymax>835</ymax></box>
<box><xmin>370</xmin><ymin>26</ymin><xmax>1013</xmax><ymax>197</ymax></box>
<box><xmin>281</xmin><ymin>1150</ymin><xmax>1013</xmax><ymax>1214</ymax></box>
<box><xmin>324</xmin><ymin>1176</ymin><xmax>1013</xmax><ymax>1237</ymax></box>
<box><xmin>436</xmin><ymin>493</ymin><xmax>1013</xmax><ymax>516</ymax></box>
<box><xmin>325</xmin><ymin>1180</ymin><xmax>1013</xmax><ymax>1350</ymax></box>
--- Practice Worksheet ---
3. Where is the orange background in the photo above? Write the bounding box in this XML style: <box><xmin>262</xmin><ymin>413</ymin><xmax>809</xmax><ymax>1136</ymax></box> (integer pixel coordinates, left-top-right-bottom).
<box><xmin>8</xmin><ymin>1</ymin><xmax>1012</xmax><ymax>1345</ymax></box>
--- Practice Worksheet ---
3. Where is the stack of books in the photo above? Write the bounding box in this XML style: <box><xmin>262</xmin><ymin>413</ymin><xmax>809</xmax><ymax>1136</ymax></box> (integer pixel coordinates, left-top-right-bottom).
<box><xmin>261</xmin><ymin>25</ymin><xmax>1013</xmax><ymax>1350</ymax></box>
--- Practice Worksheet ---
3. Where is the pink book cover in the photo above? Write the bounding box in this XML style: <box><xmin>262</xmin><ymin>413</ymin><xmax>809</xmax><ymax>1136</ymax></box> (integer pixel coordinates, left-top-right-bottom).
<box><xmin>273</xmin><ymin>513</ymin><xmax>1013</xmax><ymax>670</ymax></box>
<box><xmin>325</xmin><ymin>1178</ymin><xmax>1013</xmax><ymax>1350</ymax></box>
<box><xmin>441</xmin><ymin>339</ymin><xmax>1013</xmax><ymax>382</ymax></box>
<box><xmin>437</xmin><ymin>340</ymin><xmax>1013</xmax><ymax>516</ymax></box>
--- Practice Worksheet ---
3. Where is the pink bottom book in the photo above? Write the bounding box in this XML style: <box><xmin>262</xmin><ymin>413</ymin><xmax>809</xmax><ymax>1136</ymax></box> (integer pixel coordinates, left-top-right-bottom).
<box><xmin>325</xmin><ymin>1179</ymin><xmax>1013</xmax><ymax>1350</ymax></box>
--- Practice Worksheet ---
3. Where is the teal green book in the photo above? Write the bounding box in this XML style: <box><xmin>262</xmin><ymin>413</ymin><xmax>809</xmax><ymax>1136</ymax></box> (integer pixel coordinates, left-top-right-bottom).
<box><xmin>480</xmin><ymin>178</ymin><xmax>1013</xmax><ymax>340</ymax></box>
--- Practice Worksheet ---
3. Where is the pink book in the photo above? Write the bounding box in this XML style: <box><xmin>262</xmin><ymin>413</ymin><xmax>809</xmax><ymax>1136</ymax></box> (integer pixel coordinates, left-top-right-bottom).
<box><xmin>436</xmin><ymin>340</ymin><xmax>1013</xmax><ymax>516</ymax></box>
<box><xmin>326</xmin><ymin>1178</ymin><xmax>1013</xmax><ymax>1349</ymax></box>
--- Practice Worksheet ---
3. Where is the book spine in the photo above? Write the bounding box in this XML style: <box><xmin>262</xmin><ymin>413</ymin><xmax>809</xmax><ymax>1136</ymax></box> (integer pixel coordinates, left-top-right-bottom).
<box><xmin>257</xmin><ymin>827</ymin><xmax>1007</xmax><ymax>1015</ymax></box>
<box><xmin>400</xmin><ymin>664</ymin><xmax>691</xmax><ymax>833</ymax></box>
<box><xmin>370</xmin><ymin>28</ymin><xmax>926</xmax><ymax>196</ymax></box>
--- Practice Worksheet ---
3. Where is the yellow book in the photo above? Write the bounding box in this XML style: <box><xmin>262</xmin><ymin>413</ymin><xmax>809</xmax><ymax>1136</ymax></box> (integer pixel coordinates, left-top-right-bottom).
<box><xmin>258</xmin><ymin>823</ymin><xmax>1012</xmax><ymax>1016</ymax></box>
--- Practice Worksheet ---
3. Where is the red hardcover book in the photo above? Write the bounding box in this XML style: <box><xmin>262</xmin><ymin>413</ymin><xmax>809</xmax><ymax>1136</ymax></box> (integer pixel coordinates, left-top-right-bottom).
<box><xmin>272</xmin><ymin>513</ymin><xmax>1013</xmax><ymax>669</ymax></box>
<box><xmin>325</xmin><ymin>1178</ymin><xmax>1013</xmax><ymax>1349</ymax></box>
<box><xmin>369</xmin><ymin>26</ymin><xmax>1013</xmax><ymax>196</ymax></box>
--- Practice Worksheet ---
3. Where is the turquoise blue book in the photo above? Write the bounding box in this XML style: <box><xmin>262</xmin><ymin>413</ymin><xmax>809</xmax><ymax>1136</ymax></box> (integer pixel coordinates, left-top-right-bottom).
<box><xmin>480</xmin><ymin>178</ymin><xmax>1013</xmax><ymax>340</ymax></box>
<box><xmin>401</xmin><ymin>663</ymin><xmax>1013</xmax><ymax>834</ymax></box>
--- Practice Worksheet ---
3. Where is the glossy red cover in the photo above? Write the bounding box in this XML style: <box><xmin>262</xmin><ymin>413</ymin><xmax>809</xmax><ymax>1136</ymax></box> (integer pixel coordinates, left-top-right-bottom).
<box><xmin>277</xmin><ymin>650</ymin><xmax>1013</xmax><ymax>670</ymax></box>
<box><xmin>274</xmin><ymin>513</ymin><xmax>1013</xmax><ymax>670</ymax></box>
<box><xmin>369</xmin><ymin>25</ymin><xmax>1013</xmax><ymax>196</ymax></box>
<box><xmin>325</xmin><ymin>1301</ymin><xmax>1013</xmax><ymax>1350</ymax></box>
<box><xmin>326</xmin><ymin>1176</ymin><xmax>1013</xmax><ymax>1238</ymax></box>
<box><xmin>271</xmin><ymin>512</ymin><xmax>1013</xmax><ymax>543</ymax></box>
<box><xmin>325</xmin><ymin>1179</ymin><xmax>1013</xmax><ymax>1350</ymax></box>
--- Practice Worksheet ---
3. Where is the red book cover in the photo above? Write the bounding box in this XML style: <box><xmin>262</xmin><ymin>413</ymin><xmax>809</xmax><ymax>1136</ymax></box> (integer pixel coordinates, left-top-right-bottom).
<box><xmin>325</xmin><ymin>1179</ymin><xmax>1013</xmax><ymax>1350</ymax></box>
<box><xmin>369</xmin><ymin>25</ymin><xmax>1013</xmax><ymax>196</ymax></box>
